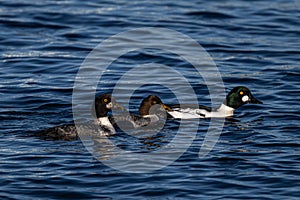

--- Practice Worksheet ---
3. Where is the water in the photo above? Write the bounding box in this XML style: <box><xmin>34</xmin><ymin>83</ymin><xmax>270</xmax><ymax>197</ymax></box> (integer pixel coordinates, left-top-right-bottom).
<box><xmin>1</xmin><ymin>0</ymin><xmax>300</xmax><ymax>199</ymax></box>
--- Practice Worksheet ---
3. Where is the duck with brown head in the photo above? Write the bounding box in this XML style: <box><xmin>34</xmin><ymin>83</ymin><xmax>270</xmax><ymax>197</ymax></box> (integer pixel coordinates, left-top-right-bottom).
<box><xmin>111</xmin><ymin>95</ymin><xmax>172</xmax><ymax>129</ymax></box>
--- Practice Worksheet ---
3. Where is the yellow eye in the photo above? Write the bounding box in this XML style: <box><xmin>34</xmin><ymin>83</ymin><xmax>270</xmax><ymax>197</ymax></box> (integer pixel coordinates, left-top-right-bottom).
<box><xmin>239</xmin><ymin>91</ymin><xmax>244</xmax><ymax>95</ymax></box>
<box><xmin>103</xmin><ymin>98</ymin><xmax>108</xmax><ymax>103</ymax></box>
<box><xmin>153</xmin><ymin>101</ymin><xmax>157</xmax><ymax>104</ymax></box>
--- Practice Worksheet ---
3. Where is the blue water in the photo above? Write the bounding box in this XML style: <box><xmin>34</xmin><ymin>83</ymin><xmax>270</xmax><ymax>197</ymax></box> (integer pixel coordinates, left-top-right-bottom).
<box><xmin>1</xmin><ymin>0</ymin><xmax>300</xmax><ymax>199</ymax></box>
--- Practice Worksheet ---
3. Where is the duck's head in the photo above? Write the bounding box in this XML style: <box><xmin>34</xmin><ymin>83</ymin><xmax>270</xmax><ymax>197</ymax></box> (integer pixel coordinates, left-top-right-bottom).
<box><xmin>139</xmin><ymin>95</ymin><xmax>172</xmax><ymax>116</ymax></box>
<box><xmin>224</xmin><ymin>86</ymin><xmax>263</xmax><ymax>109</ymax></box>
<box><xmin>94</xmin><ymin>94</ymin><xmax>125</xmax><ymax>118</ymax></box>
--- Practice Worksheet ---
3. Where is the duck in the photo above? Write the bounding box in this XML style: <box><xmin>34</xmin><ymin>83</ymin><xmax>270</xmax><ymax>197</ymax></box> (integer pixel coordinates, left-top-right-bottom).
<box><xmin>167</xmin><ymin>86</ymin><xmax>262</xmax><ymax>119</ymax></box>
<box><xmin>37</xmin><ymin>94</ymin><xmax>124</xmax><ymax>140</ymax></box>
<box><xmin>111</xmin><ymin>95</ymin><xmax>172</xmax><ymax>129</ymax></box>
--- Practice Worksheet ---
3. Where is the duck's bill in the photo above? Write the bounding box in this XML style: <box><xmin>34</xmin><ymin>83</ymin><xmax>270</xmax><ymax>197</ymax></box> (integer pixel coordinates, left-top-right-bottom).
<box><xmin>162</xmin><ymin>104</ymin><xmax>173</xmax><ymax>112</ymax></box>
<box><xmin>249</xmin><ymin>96</ymin><xmax>263</xmax><ymax>104</ymax></box>
<box><xmin>112</xmin><ymin>102</ymin><xmax>127</xmax><ymax>111</ymax></box>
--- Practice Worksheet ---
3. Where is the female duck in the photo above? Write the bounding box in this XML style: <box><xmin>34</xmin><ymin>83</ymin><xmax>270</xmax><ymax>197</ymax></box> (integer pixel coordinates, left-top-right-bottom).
<box><xmin>38</xmin><ymin>94</ymin><xmax>124</xmax><ymax>140</ymax></box>
<box><xmin>111</xmin><ymin>95</ymin><xmax>172</xmax><ymax>128</ymax></box>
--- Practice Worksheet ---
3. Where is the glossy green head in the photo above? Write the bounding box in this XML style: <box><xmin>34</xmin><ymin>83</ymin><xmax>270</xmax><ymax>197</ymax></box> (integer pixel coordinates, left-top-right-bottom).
<box><xmin>224</xmin><ymin>86</ymin><xmax>262</xmax><ymax>109</ymax></box>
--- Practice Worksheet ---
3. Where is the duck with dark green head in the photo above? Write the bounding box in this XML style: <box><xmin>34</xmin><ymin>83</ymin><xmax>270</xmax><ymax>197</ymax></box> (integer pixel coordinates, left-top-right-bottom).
<box><xmin>167</xmin><ymin>86</ymin><xmax>262</xmax><ymax>119</ymax></box>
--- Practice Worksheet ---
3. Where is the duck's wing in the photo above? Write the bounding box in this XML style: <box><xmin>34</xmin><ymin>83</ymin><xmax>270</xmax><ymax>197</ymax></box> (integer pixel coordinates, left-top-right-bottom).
<box><xmin>167</xmin><ymin>104</ymin><xmax>212</xmax><ymax>112</ymax></box>
<box><xmin>131</xmin><ymin>115</ymin><xmax>154</xmax><ymax>127</ymax></box>
<box><xmin>36</xmin><ymin>124</ymin><xmax>78</xmax><ymax>140</ymax></box>
<box><xmin>110</xmin><ymin>114</ymin><xmax>153</xmax><ymax>128</ymax></box>
<box><xmin>166</xmin><ymin>104</ymin><xmax>213</xmax><ymax>119</ymax></box>
<box><xmin>36</xmin><ymin>122</ymin><xmax>114</xmax><ymax>140</ymax></box>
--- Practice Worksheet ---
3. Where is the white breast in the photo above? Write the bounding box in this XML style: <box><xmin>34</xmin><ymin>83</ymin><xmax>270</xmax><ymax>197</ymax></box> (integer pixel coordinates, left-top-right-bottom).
<box><xmin>98</xmin><ymin>116</ymin><xmax>115</xmax><ymax>133</ymax></box>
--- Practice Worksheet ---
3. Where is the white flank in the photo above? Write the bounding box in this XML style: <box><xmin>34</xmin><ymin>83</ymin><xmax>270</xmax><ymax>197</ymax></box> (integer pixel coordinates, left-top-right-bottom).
<box><xmin>167</xmin><ymin>104</ymin><xmax>235</xmax><ymax>119</ymax></box>
<box><xmin>168</xmin><ymin>108</ymin><xmax>206</xmax><ymax>119</ymax></box>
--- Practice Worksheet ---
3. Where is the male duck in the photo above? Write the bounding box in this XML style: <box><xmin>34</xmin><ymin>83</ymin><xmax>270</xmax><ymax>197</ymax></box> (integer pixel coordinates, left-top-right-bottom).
<box><xmin>167</xmin><ymin>86</ymin><xmax>262</xmax><ymax>119</ymax></box>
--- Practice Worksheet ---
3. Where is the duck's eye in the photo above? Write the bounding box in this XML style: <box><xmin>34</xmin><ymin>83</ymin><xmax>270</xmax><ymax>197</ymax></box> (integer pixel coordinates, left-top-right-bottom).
<box><xmin>152</xmin><ymin>101</ymin><xmax>157</xmax><ymax>104</ymax></box>
<box><xmin>103</xmin><ymin>98</ymin><xmax>108</xmax><ymax>103</ymax></box>
<box><xmin>239</xmin><ymin>91</ymin><xmax>244</xmax><ymax>95</ymax></box>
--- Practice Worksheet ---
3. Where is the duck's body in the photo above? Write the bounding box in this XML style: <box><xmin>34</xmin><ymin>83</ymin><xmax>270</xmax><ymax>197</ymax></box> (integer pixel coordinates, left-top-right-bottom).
<box><xmin>111</xmin><ymin>114</ymin><xmax>159</xmax><ymax>128</ymax></box>
<box><xmin>38</xmin><ymin>94</ymin><xmax>123</xmax><ymax>140</ymax></box>
<box><xmin>167</xmin><ymin>86</ymin><xmax>262</xmax><ymax>119</ymax></box>
<box><xmin>111</xmin><ymin>95</ymin><xmax>171</xmax><ymax>128</ymax></box>
<box><xmin>168</xmin><ymin>104</ymin><xmax>235</xmax><ymax>119</ymax></box>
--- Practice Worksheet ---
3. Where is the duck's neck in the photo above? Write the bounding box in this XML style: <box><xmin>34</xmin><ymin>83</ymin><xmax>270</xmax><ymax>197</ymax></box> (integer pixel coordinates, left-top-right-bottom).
<box><xmin>217</xmin><ymin>104</ymin><xmax>235</xmax><ymax>117</ymax></box>
<box><xmin>97</xmin><ymin>117</ymin><xmax>115</xmax><ymax>133</ymax></box>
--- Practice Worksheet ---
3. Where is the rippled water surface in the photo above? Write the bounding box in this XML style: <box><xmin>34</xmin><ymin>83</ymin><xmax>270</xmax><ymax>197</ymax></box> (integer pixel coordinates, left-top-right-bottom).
<box><xmin>1</xmin><ymin>0</ymin><xmax>300</xmax><ymax>199</ymax></box>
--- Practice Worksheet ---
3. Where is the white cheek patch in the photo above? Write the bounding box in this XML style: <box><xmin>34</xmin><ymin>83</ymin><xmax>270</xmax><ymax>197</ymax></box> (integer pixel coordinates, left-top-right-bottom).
<box><xmin>242</xmin><ymin>95</ymin><xmax>249</xmax><ymax>102</ymax></box>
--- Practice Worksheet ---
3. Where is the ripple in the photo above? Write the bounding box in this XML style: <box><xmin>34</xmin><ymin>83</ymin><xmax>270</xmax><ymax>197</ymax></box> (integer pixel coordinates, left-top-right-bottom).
<box><xmin>1</xmin><ymin>0</ymin><xmax>300</xmax><ymax>198</ymax></box>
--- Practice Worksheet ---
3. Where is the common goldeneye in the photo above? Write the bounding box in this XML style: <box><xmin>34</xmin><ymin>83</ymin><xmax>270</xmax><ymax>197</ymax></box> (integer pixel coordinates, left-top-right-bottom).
<box><xmin>111</xmin><ymin>95</ymin><xmax>172</xmax><ymax>128</ymax></box>
<box><xmin>167</xmin><ymin>86</ymin><xmax>262</xmax><ymax>119</ymax></box>
<box><xmin>38</xmin><ymin>94</ymin><xmax>124</xmax><ymax>140</ymax></box>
